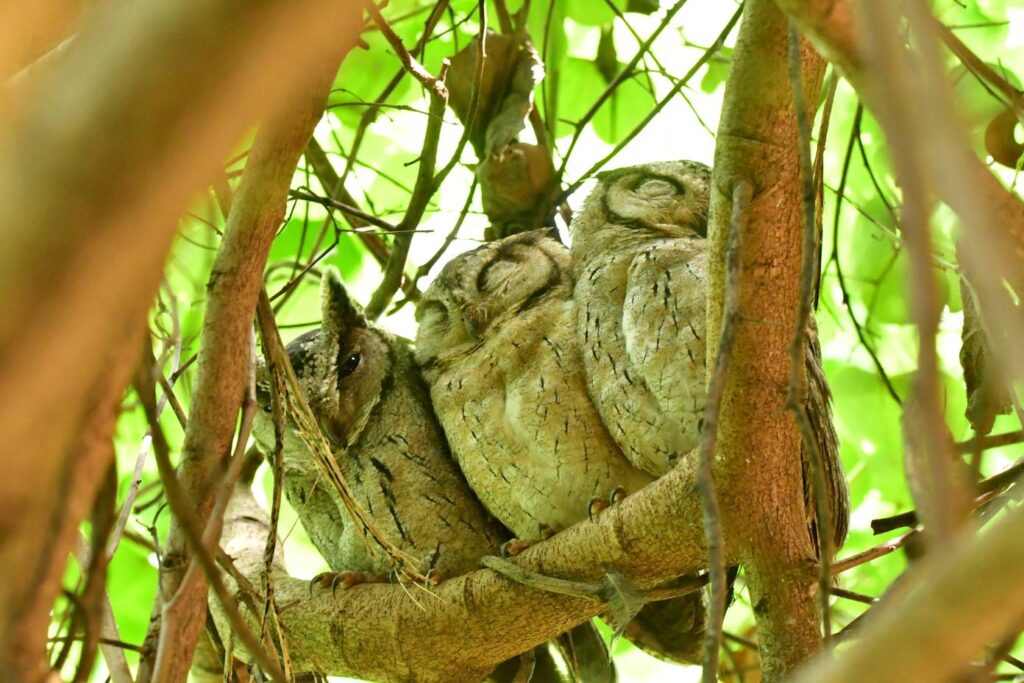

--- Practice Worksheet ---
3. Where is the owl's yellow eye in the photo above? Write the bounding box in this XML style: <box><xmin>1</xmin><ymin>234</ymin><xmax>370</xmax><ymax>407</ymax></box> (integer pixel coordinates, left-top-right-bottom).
<box><xmin>634</xmin><ymin>178</ymin><xmax>678</xmax><ymax>197</ymax></box>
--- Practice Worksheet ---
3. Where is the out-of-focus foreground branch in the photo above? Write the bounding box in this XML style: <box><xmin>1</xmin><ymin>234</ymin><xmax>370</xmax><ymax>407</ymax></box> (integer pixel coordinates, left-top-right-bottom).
<box><xmin>136</xmin><ymin>14</ymin><xmax>360</xmax><ymax>683</ymax></box>
<box><xmin>0</xmin><ymin>1</ymin><xmax>361</xmax><ymax>680</ymax></box>
<box><xmin>792</xmin><ymin>503</ymin><xmax>1024</xmax><ymax>683</ymax></box>
<box><xmin>777</xmin><ymin>0</ymin><xmax>1024</xmax><ymax>679</ymax></box>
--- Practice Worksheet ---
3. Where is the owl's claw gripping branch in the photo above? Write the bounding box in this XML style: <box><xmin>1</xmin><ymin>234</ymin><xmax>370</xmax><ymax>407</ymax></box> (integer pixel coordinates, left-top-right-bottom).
<box><xmin>310</xmin><ymin>570</ymin><xmax>384</xmax><ymax>595</ymax></box>
<box><xmin>588</xmin><ymin>486</ymin><xmax>629</xmax><ymax>520</ymax></box>
<box><xmin>481</xmin><ymin>555</ymin><xmax>708</xmax><ymax>638</ymax></box>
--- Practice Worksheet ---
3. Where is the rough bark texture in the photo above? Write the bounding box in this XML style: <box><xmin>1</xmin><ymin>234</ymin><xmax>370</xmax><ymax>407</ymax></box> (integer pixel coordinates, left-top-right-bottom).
<box><xmin>212</xmin><ymin>452</ymin><xmax>726</xmax><ymax>680</ymax></box>
<box><xmin>0</xmin><ymin>1</ymin><xmax>362</xmax><ymax>680</ymax></box>
<box><xmin>706</xmin><ymin>0</ymin><xmax>827</xmax><ymax>678</ymax></box>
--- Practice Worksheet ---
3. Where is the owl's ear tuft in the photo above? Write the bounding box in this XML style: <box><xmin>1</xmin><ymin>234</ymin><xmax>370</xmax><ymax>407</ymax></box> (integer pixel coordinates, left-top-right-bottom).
<box><xmin>321</xmin><ymin>267</ymin><xmax>366</xmax><ymax>333</ymax></box>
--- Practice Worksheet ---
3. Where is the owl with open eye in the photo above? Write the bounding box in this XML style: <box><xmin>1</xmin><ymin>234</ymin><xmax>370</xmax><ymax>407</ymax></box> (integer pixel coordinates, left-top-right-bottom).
<box><xmin>569</xmin><ymin>160</ymin><xmax>849</xmax><ymax>549</ymax></box>
<box><xmin>252</xmin><ymin>268</ymin><xmax>509</xmax><ymax>582</ymax></box>
<box><xmin>253</xmin><ymin>270</ymin><xmax>615</xmax><ymax>682</ymax></box>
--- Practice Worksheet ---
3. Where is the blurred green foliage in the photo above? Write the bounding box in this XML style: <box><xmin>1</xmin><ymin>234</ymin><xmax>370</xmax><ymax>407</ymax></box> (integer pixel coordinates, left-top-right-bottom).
<box><xmin>62</xmin><ymin>0</ymin><xmax>1024</xmax><ymax>680</ymax></box>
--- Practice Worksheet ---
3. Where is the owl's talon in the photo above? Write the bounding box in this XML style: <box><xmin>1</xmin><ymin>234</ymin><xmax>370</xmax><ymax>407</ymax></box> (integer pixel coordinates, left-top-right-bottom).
<box><xmin>589</xmin><ymin>487</ymin><xmax>627</xmax><ymax>520</ymax></box>
<box><xmin>424</xmin><ymin>568</ymin><xmax>445</xmax><ymax>586</ymax></box>
<box><xmin>311</xmin><ymin>570</ymin><xmax>381</xmax><ymax>594</ymax></box>
<box><xmin>501</xmin><ymin>538</ymin><xmax>537</xmax><ymax>557</ymax></box>
<box><xmin>609</xmin><ymin>486</ymin><xmax>627</xmax><ymax>506</ymax></box>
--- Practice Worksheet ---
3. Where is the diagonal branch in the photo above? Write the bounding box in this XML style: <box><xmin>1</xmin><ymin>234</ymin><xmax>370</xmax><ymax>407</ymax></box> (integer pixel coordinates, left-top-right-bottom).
<box><xmin>211</xmin><ymin>445</ymin><xmax>726</xmax><ymax>680</ymax></box>
<box><xmin>138</xmin><ymin>23</ymin><xmax>358</xmax><ymax>682</ymax></box>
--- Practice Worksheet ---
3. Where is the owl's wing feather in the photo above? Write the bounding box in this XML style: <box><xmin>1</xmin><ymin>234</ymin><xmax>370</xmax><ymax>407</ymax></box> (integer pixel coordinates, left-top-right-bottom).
<box><xmin>623</xmin><ymin>237</ymin><xmax>708</xmax><ymax>458</ymax></box>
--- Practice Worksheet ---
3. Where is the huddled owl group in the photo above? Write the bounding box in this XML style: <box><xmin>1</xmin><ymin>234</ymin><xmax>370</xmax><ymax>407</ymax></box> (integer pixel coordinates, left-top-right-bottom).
<box><xmin>253</xmin><ymin>160</ymin><xmax>850</xmax><ymax>680</ymax></box>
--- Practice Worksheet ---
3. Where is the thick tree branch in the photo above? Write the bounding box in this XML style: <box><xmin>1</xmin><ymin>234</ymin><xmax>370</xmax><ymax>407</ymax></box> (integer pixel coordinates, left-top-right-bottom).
<box><xmin>0</xmin><ymin>1</ymin><xmax>365</xmax><ymax>680</ymax></box>
<box><xmin>212</xmin><ymin>452</ymin><xmax>730</xmax><ymax>680</ymax></box>
<box><xmin>707</xmin><ymin>0</ymin><xmax>827</xmax><ymax>678</ymax></box>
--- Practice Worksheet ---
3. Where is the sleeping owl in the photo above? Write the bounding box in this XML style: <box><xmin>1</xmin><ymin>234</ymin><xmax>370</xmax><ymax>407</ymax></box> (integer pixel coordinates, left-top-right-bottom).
<box><xmin>415</xmin><ymin>230</ymin><xmax>654</xmax><ymax>540</ymax></box>
<box><xmin>416</xmin><ymin>230</ymin><xmax>713</xmax><ymax>664</ymax></box>
<box><xmin>568</xmin><ymin>160</ymin><xmax>849</xmax><ymax>549</ymax></box>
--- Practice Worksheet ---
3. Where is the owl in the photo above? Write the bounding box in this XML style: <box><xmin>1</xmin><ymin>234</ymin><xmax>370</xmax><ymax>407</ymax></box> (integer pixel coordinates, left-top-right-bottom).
<box><xmin>414</xmin><ymin>229</ymin><xmax>654</xmax><ymax>541</ymax></box>
<box><xmin>252</xmin><ymin>268</ymin><xmax>508</xmax><ymax>581</ymax></box>
<box><xmin>416</xmin><ymin>230</ymin><xmax>713</xmax><ymax>665</ymax></box>
<box><xmin>253</xmin><ymin>269</ymin><xmax>613</xmax><ymax>682</ymax></box>
<box><xmin>569</xmin><ymin>160</ymin><xmax>849</xmax><ymax>549</ymax></box>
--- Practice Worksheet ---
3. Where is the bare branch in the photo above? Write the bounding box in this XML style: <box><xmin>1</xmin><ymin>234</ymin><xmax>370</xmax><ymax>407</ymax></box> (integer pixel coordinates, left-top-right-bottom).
<box><xmin>138</xmin><ymin>24</ymin><xmax>356</xmax><ymax>681</ymax></box>
<box><xmin>0</xmin><ymin>2</ymin><xmax>371</xmax><ymax>677</ymax></box>
<box><xmin>795</xmin><ymin>506</ymin><xmax>1024</xmax><ymax>683</ymax></box>
<box><xmin>365</xmin><ymin>78</ymin><xmax>449</xmax><ymax>319</ymax></box>
<box><xmin>210</xmin><ymin>442</ymin><xmax>724</xmax><ymax>679</ymax></box>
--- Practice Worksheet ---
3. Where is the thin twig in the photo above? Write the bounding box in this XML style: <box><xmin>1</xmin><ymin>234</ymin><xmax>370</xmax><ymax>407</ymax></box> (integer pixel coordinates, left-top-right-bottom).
<box><xmin>413</xmin><ymin>177</ymin><xmax>479</xmax><ymax>285</ymax></box>
<box><xmin>339</xmin><ymin>2</ymin><xmax>450</xmax><ymax>191</ymax></box>
<box><xmin>698</xmin><ymin>179</ymin><xmax>749</xmax><ymax>683</ymax></box>
<box><xmin>933</xmin><ymin>17</ymin><xmax>1022</xmax><ymax>119</ymax></box>
<box><xmin>565</xmin><ymin>6</ymin><xmax>742</xmax><ymax>196</ymax></box>
<box><xmin>828</xmin><ymin>104</ymin><xmax>903</xmax><ymax>405</ymax></box>
<box><xmin>74</xmin><ymin>533</ymin><xmax>134</xmax><ymax>683</ymax></box>
<box><xmin>256</xmin><ymin>290</ymin><xmax>293</xmax><ymax>680</ymax></box>
<box><xmin>47</xmin><ymin>636</ymin><xmax>149</xmax><ymax>656</ymax></box>
<box><xmin>787</xmin><ymin>22</ymin><xmax>834</xmax><ymax>641</ymax></box>
<box><xmin>254</xmin><ymin>293</ymin><xmax>425</xmax><ymax>579</ymax></box>
<box><xmin>829</xmin><ymin>587</ymin><xmax>878</xmax><ymax>605</ymax></box>
<box><xmin>289</xmin><ymin>189</ymin><xmax>401</xmax><ymax>233</ymax></box>
<box><xmin>957</xmin><ymin>429</ymin><xmax>1024</xmax><ymax>453</ymax></box>
<box><xmin>873</xmin><ymin>454</ymin><xmax>1024</xmax><ymax>533</ymax></box>
<box><xmin>831</xmin><ymin>530</ymin><xmax>915</xmax><ymax>575</ymax></box>
<box><xmin>135</xmin><ymin>350</ymin><xmax>289</xmax><ymax>681</ymax></box>
<box><xmin>364</xmin><ymin>0</ymin><xmax>447</xmax><ymax>98</ymax></box>
<box><xmin>812</xmin><ymin>72</ymin><xmax>837</xmax><ymax>309</ymax></box>
<box><xmin>557</xmin><ymin>0</ymin><xmax>690</xmax><ymax>176</ymax></box>
<box><xmin>365</xmin><ymin>74</ymin><xmax>449</xmax><ymax>319</ymax></box>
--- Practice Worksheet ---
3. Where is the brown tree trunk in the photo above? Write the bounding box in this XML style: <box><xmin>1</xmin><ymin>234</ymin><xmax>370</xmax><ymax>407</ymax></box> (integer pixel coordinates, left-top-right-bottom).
<box><xmin>707</xmin><ymin>0</ymin><xmax>827</xmax><ymax>678</ymax></box>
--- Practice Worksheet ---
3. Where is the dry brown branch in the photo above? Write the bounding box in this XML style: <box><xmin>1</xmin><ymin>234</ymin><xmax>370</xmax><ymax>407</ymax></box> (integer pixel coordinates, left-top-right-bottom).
<box><xmin>365</xmin><ymin>81</ymin><xmax>449</xmax><ymax>319</ymax></box>
<box><xmin>793</xmin><ymin>507</ymin><xmax>1024</xmax><ymax>683</ymax></box>
<box><xmin>786</xmin><ymin>22</ymin><xmax>835</xmax><ymax>640</ymax></box>
<box><xmin>708</xmin><ymin>0</ymin><xmax>829</xmax><ymax>678</ymax></box>
<box><xmin>136</xmin><ymin>26</ymin><xmax>357</xmax><ymax>681</ymax></box>
<box><xmin>135</xmin><ymin>353</ymin><xmax>288</xmax><ymax>683</ymax></box>
<box><xmin>73</xmin><ymin>533</ymin><xmax>132</xmax><ymax>683</ymax></box>
<box><xmin>364</xmin><ymin>0</ymin><xmax>448</xmax><ymax>97</ymax></box>
<box><xmin>856</xmin><ymin>0</ymin><xmax>969</xmax><ymax>544</ymax></box>
<box><xmin>303</xmin><ymin>138</ymin><xmax>391</xmax><ymax>266</ymax></box>
<box><xmin>697</xmin><ymin>180</ymin><xmax>749</xmax><ymax>682</ymax></box>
